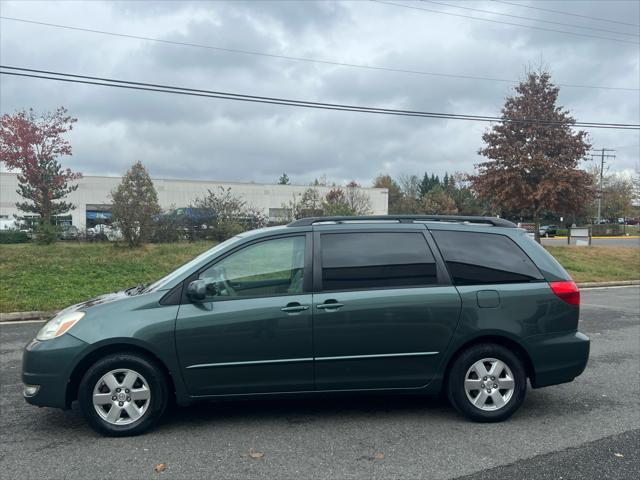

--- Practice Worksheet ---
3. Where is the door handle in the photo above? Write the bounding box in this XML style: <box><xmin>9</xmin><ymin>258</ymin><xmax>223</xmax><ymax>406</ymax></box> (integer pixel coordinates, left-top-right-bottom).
<box><xmin>281</xmin><ymin>304</ymin><xmax>310</xmax><ymax>313</ymax></box>
<box><xmin>316</xmin><ymin>302</ymin><xmax>344</xmax><ymax>310</ymax></box>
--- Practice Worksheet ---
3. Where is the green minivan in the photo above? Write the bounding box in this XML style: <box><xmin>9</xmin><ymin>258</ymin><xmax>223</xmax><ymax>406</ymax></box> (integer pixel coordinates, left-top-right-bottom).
<box><xmin>22</xmin><ymin>215</ymin><xmax>590</xmax><ymax>436</ymax></box>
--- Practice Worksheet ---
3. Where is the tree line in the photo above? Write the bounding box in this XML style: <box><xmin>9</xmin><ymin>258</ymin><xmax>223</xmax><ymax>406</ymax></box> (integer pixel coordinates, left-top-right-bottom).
<box><xmin>1</xmin><ymin>70</ymin><xmax>638</xmax><ymax>246</ymax></box>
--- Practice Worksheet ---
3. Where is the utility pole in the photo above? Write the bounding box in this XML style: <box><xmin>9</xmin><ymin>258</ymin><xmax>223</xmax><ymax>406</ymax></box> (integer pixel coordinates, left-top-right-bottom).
<box><xmin>589</xmin><ymin>148</ymin><xmax>616</xmax><ymax>223</ymax></box>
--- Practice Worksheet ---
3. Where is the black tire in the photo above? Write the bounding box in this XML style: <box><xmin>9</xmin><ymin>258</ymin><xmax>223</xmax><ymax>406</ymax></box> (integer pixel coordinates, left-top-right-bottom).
<box><xmin>446</xmin><ymin>343</ymin><xmax>526</xmax><ymax>423</ymax></box>
<box><xmin>78</xmin><ymin>353</ymin><xmax>169</xmax><ymax>436</ymax></box>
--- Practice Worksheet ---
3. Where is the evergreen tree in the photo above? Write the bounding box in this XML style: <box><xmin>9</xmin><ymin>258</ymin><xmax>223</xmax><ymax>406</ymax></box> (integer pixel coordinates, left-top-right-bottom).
<box><xmin>277</xmin><ymin>173</ymin><xmax>290</xmax><ymax>185</ymax></box>
<box><xmin>0</xmin><ymin>107</ymin><xmax>81</xmax><ymax>243</ymax></box>
<box><xmin>110</xmin><ymin>161</ymin><xmax>161</xmax><ymax>247</ymax></box>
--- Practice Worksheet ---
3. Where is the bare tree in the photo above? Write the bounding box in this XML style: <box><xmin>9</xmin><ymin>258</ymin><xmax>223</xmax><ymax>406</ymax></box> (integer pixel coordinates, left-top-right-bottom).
<box><xmin>344</xmin><ymin>181</ymin><xmax>372</xmax><ymax>215</ymax></box>
<box><xmin>398</xmin><ymin>174</ymin><xmax>421</xmax><ymax>200</ymax></box>
<box><xmin>194</xmin><ymin>187</ymin><xmax>267</xmax><ymax>240</ymax></box>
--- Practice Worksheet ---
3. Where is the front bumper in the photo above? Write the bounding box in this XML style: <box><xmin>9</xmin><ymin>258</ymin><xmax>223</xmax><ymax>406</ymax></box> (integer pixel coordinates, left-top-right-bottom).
<box><xmin>22</xmin><ymin>334</ymin><xmax>89</xmax><ymax>409</ymax></box>
<box><xmin>525</xmin><ymin>330</ymin><xmax>590</xmax><ymax>388</ymax></box>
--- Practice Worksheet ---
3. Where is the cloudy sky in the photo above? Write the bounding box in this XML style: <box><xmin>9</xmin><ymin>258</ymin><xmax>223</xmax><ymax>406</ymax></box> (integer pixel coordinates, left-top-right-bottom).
<box><xmin>1</xmin><ymin>0</ymin><xmax>638</xmax><ymax>186</ymax></box>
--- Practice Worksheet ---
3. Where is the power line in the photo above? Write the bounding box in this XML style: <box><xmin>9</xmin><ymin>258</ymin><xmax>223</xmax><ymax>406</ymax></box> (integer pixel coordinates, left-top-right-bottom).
<box><xmin>372</xmin><ymin>0</ymin><xmax>640</xmax><ymax>44</ymax></box>
<box><xmin>422</xmin><ymin>0</ymin><xmax>639</xmax><ymax>37</ymax></box>
<box><xmin>1</xmin><ymin>66</ymin><xmax>638</xmax><ymax>130</ymax></box>
<box><xmin>0</xmin><ymin>16</ymin><xmax>638</xmax><ymax>92</ymax></box>
<box><xmin>490</xmin><ymin>0</ymin><xmax>640</xmax><ymax>28</ymax></box>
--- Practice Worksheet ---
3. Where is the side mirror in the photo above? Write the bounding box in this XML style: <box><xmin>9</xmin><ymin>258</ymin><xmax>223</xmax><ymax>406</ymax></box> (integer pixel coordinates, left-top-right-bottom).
<box><xmin>186</xmin><ymin>279</ymin><xmax>207</xmax><ymax>302</ymax></box>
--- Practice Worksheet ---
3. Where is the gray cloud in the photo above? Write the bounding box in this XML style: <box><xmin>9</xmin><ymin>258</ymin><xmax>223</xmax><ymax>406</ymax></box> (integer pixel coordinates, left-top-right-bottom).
<box><xmin>1</xmin><ymin>0</ymin><xmax>638</xmax><ymax>186</ymax></box>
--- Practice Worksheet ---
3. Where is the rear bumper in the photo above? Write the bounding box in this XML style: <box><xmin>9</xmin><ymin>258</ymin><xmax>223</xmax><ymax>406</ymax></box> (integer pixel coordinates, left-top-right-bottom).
<box><xmin>525</xmin><ymin>331</ymin><xmax>590</xmax><ymax>388</ymax></box>
<box><xmin>22</xmin><ymin>334</ymin><xmax>89</xmax><ymax>409</ymax></box>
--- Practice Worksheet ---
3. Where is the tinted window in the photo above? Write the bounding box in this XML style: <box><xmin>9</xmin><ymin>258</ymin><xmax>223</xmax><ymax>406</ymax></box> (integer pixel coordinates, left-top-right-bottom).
<box><xmin>321</xmin><ymin>232</ymin><xmax>437</xmax><ymax>291</ymax></box>
<box><xmin>432</xmin><ymin>231</ymin><xmax>543</xmax><ymax>285</ymax></box>
<box><xmin>199</xmin><ymin>236</ymin><xmax>305</xmax><ymax>298</ymax></box>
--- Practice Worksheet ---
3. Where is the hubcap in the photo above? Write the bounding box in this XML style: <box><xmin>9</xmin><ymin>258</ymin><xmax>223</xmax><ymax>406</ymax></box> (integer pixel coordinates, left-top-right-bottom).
<box><xmin>464</xmin><ymin>358</ymin><xmax>515</xmax><ymax>411</ymax></box>
<box><xmin>92</xmin><ymin>369</ymin><xmax>151</xmax><ymax>425</ymax></box>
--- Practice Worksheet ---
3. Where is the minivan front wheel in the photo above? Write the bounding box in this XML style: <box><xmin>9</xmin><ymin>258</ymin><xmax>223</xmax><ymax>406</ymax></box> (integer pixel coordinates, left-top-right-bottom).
<box><xmin>78</xmin><ymin>353</ymin><xmax>169</xmax><ymax>436</ymax></box>
<box><xmin>447</xmin><ymin>344</ymin><xmax>526</xmax><ymax>422</ymax></box>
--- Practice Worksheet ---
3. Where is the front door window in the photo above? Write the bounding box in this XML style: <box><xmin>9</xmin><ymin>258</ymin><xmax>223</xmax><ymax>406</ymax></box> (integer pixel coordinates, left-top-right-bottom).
<box><xmin>199</xmin><ymin>236</ymin><xmax>306</xmax><ymax>298</ymax></box>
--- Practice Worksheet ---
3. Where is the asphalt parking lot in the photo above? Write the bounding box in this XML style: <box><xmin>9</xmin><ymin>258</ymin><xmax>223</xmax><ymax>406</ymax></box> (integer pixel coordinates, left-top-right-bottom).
<box><xmin>1</xmin><ymin>287</ymin><xmax>638</xmax><ymax>479</ymax></box>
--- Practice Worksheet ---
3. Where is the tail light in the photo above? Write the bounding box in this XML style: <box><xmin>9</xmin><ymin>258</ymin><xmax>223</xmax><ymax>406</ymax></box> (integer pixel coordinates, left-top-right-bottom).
<box><xmin>550</xmin><ymin>281</ymin><xmax>580</xmax><ymax>305</ymax></box>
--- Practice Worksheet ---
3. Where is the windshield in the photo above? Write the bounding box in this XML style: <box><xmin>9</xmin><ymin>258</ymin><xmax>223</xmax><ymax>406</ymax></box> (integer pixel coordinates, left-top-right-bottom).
<box><xmin>145</xmin><ymin>236</ymin><xmax>243</xmax><ymax>292</ymax></box>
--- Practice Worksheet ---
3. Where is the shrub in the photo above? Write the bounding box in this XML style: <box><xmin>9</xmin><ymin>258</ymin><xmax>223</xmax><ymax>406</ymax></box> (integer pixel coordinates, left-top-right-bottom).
<box><xmin>0</xmin><ymin>230</ymin><xmax>29</xmax><ymax>244</ymax></box>
<box><xmin>151</xmin><ymin>213</ymin><xmax>185</xmax><ymax>243</ymax></box>
<box><xmin>193</xmin><ymin>187</ymin><xmax>268</xmax><ymax>242</ymax></box>
<box><xmin>591</xmin><ymin>224</ymin><xmax>624</xmax><ymax>236</ymax></box>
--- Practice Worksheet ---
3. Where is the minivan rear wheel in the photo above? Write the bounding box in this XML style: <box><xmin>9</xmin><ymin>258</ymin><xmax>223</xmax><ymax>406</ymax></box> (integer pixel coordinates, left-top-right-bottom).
<box><xmin>78</xmin><ymin>353</ymin><xmax>169</xmax><ymax>436</ymax></box>
<box><xmin>447</xmin><ymin>343</ymin><xmax>526</xmax><ymax>422</ymax></box>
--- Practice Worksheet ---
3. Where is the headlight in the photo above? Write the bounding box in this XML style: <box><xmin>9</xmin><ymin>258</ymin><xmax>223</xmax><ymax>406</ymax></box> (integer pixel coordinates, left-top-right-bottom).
<box><xmin>36</xmin><ymin>311</ymin><xmax>85</xmax><ymax>341</ymax></box>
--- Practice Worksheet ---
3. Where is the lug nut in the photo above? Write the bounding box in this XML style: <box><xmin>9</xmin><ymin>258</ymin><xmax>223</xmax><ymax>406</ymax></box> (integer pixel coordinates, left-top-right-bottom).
<box><xmin>126</xmin><ymin>397</ymin><xmax>131</xmax><ymax>401</ymax></box>
<box><xmin>491</xmin><ymin>376</ymin><xmax>495</xmax><ymax>381</ymax></box>
<box><xmin>483</xmin><ymin>377</ymin><xmax>487</xmax><ymax>381</ymax></box>
<box><xmin>111</xmin><ymin>395</ymin><xmax>117</xmax><ymax>401</ymax></box>
<box><xmin>125</xmin><ymin>389</ymin><xmax>130</xmax><ymax>394</ymax></box>
<box><xmin>118</xmin><ymin>401</ymin><xmax>124</xmax><ymax>406</ymax></box>
<box><xmin>494</xmin><ymin>384</ymin><xmax>498</xmax><ymax>388</ymax></box>
<box><xmin>481</xmin><ymin>383</ymin><xmax>485</xmax><ymax>388</ymax></box>
<box><xmin>486</xmin><ymin>389</ymin><xmax>491</xmax><ymax>394</ymax></box>
<box><xmin>116</xmin><ymin>388</ymin><xmax>121</xmax><ymax>393</ymax></box>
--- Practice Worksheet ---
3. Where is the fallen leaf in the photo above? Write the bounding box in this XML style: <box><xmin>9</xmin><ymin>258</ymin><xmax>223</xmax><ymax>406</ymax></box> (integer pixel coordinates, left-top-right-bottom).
<box><xmin>614</xmin><ymin>453</ymin><xmax>624</xmax><ymax>458</ymax></box>
<box><xmin>154</xmin><ymin>463</ymin><xmax>167</xmax><ymax>473</ymax></box>
<box><xmin>248</xmin><ymin>448</ymin><xmax>265</xmax><ymax>459</ymax></box>
<box><xmin>373</xmin><ymin>452</ymin><xmax>385</xmax><ymax>460</ymax></box>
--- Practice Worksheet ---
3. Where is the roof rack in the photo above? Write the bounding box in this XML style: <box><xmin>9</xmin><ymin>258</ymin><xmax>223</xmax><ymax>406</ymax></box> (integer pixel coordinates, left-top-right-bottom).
<box><xmin>287</xmin><ymin>215</ymin><xmax>516</xmax><ymax>228</ymax></box>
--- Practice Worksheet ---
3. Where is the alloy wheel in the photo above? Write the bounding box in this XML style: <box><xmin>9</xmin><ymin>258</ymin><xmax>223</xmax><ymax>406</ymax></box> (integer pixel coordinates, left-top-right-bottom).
<box><xmin>92</xmin><ymin>368</ymin><xmax>151</xmax><ymax>425</ymax></box>
<box><xmin>464</xmin><ymin>358</ymin><xmax>515</xmax><ymax>411</ymax></box>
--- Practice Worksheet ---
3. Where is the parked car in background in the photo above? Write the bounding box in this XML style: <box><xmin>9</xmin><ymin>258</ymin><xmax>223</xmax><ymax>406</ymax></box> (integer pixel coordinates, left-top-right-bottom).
<box><xmin>22</xmin><ymin>215</ymin><xmax>589</xmax><ymax>436</ymax></box>
<box><xmin>539</xmin><ymin>225</ymin><xmax>558</xmax><ymax>237</ymax></box>
<box><xmin>87</xmin><ymin>224</ymin><xmax>123</xmax><ymax>242</ymax></box>
<box><xmin>59</xmin><ymin>225</ymin><xmax>79</xmax><ymax>241</ymax></box>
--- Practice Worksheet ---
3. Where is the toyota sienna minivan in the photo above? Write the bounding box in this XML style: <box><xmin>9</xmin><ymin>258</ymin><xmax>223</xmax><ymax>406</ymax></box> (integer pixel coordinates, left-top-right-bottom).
<box><xmin>22</xmin><ymin>215</ymin><xmax>590</xmax><ymax>436</ymax></box>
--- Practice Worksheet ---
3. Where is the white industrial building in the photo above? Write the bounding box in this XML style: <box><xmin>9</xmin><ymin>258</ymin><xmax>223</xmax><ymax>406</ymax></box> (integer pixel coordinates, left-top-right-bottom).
<box><xmin>0</xmin><ymin>172</ymin><xmax>388</xmax><ymax>230</ymax></box>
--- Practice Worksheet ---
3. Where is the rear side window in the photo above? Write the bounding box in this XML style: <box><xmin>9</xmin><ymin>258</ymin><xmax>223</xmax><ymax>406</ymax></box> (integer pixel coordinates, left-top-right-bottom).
<box><xmin>431</xmin><ymin>231</ymin><xmax>543</xmax><ymax>285</ymax></box>
<box><xmin>320</xmin><ymin>232</ymin><xmax>437</xmax><ymax>291</ymax></box>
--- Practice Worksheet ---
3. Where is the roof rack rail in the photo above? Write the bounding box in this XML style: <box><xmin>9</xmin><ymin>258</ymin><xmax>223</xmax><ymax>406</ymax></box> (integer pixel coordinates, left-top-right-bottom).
<box><xmin>287</xmin><ymin>215</ymin><xmax>516</xmax><ymax>228</ymax></box>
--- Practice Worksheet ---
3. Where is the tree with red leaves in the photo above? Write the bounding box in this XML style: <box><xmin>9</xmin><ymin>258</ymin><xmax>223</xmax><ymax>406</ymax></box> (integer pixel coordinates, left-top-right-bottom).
<box><xmin>0</xmin><ymin>107</ymin><xmax>82</xmax><ymax>226</ymax></box>
<box><xmin>470</xmin><ymin>71</ymin><xmax>593</xmax><ymax>242</ymax></box>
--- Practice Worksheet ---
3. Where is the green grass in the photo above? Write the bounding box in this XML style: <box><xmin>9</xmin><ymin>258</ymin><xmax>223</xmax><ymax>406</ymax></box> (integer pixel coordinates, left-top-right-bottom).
<box><xmin>1</xmin><ymin>242</ymin><xmax>638</xmax><ymax>313</ymax></box>
<box><xmin>0</xmin><ymin>242</ymin><xmax>213</xmax><ymax>312</ymax></box>
<box><xmin>545</xmin><ymin>246</ymin><xmax>640</xmax><ymax>283</ymax></box>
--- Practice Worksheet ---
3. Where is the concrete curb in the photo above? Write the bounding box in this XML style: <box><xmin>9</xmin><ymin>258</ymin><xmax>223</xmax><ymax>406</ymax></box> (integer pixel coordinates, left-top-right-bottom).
<box><xmin>2</xmin><ymin>280</ymin><xmax>639</xmax><ymax>322</ymax></box>
<box><xmin>0</xmin><ymin>311</ymin><xmax>57</xmax><ymax>322</ymax></box>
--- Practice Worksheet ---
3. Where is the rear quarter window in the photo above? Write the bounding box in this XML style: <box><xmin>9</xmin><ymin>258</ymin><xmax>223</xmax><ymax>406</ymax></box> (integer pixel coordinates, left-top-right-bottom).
<box><xmin>431</xmin><ymin>230</ymin><xmax>544</xmax><ymax>286</ymax></box>
<box><xmin>320</xmin><ymin>232</ymin><xmax>437</xmax><ymax>291</ymax></box>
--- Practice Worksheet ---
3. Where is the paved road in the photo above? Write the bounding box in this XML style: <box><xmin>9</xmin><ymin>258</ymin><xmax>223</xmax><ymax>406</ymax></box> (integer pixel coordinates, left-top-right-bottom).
<box><xmin>541</xmin><ymin>237</ymin><xmax>640</xmax><ymax>247</ymax></box>
<box><xmin>1</xmin><ymin>287</ymin><xmax>638</xmax><ymax>479</ymax></box>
